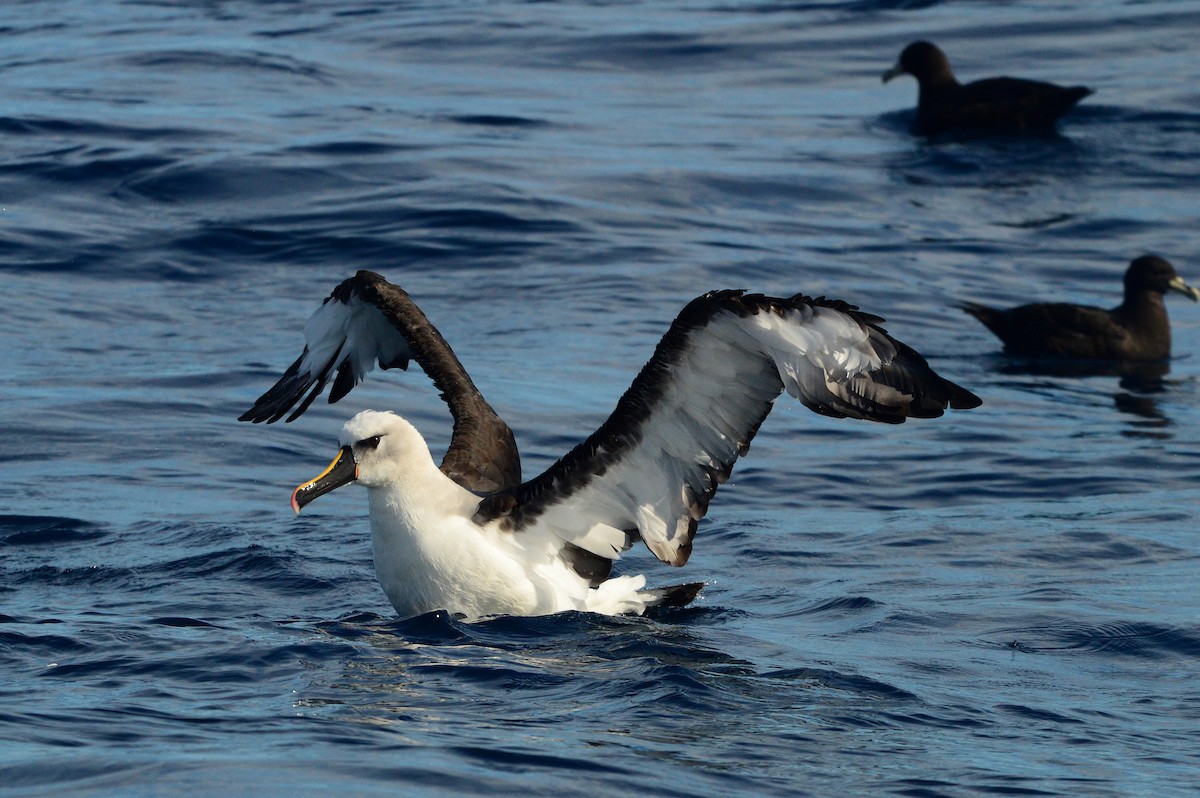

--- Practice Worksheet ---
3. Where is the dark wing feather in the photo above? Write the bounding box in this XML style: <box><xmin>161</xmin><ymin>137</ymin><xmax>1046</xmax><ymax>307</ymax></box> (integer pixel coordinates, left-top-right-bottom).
<box><xmin>963</xmin><ymin>300</ymin><xmax>1134</xmax><ymax>359</ymax></box>
<box><xmin>922</xmin><ymin>78</ymin><xmax>1091</xmax><ymax>134</ymax></box>
<box><xmin>241</xmin><ymin>271</ymin><xmax>521</xmax><ymax>493</ymax></box>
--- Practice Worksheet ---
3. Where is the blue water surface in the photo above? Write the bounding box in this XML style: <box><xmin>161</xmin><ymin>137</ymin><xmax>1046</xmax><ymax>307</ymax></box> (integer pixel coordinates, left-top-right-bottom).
<box><xmin>3</xmin><ymin>1</ymin><xmax>1199</xmax><ymax>796</ymax></box>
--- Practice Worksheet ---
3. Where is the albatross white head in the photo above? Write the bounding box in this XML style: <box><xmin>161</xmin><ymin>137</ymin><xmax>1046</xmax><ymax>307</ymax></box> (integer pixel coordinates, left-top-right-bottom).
<box><xmin>290</xmin><ymin>410</ymin><xmax>443</xmax><ymax>513</ymax></box>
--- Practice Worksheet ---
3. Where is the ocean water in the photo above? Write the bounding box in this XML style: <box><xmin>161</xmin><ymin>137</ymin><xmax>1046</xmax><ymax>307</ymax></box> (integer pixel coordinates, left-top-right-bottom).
<box><xmin>3</xmin><ymin>1</ymin><xmax>1199</xmax><ymax>795</ymax></box>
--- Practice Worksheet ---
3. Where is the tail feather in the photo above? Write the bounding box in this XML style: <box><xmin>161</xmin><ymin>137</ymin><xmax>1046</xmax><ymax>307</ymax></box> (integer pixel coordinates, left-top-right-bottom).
<box><xmin>961</xmin><ymin>300</ymin><xmax>1003</xmax><ymax>334</ymax></box>
<box><xmin>642</xmin><ymin>581</ymin><xmax>706</xmax><ymax>609</ymax></box>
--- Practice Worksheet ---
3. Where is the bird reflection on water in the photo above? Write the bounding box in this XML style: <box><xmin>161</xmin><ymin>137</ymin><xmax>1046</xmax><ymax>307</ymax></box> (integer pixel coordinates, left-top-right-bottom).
<box><xmin>996</xmin><ymin>357</ymin><xmax>1174</xmax><ymax>436</ymax></box>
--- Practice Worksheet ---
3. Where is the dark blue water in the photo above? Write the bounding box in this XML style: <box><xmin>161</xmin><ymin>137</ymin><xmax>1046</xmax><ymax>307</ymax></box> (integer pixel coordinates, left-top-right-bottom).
<box><xmin>3</xmin><ymin>1</ymin><xmax>1199</xmax><ymax>795</ymax></box>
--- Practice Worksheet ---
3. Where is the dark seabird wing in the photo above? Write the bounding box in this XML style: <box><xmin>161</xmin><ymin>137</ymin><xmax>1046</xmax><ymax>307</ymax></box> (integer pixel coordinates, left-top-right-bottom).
<box><xmin>241</xmin><ymin>270</ymin><xmax>520</xmax><ymax>493</ymax></box>
<box><xmin>475</xmin><ymin>290</ymin><xmax>980</xmax><ymax>570</ymax></box>
<box><xmin>954</xmin><ymin>78</ymin><xmax>1092</xmax><ymax>130</ymax></box>
<box><xmin>962</xmin><ymin>300</ymin><xmax>1132</xmax><ymax>359</ymax></box>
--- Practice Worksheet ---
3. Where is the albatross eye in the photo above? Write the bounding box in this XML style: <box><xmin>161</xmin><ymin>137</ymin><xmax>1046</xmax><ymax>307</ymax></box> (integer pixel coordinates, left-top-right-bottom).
<box><xmin>359</xmin><ymin>435</ymin><xmax>383</xmax><ymax>451</ymax></box>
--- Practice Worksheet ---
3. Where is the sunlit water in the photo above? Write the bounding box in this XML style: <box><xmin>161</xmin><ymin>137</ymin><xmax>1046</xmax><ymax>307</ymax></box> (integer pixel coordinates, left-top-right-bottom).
<box><xmin>3</xmin><ymin>1</ymin><xmax>1199</xmax><ymax>796</ymax></box>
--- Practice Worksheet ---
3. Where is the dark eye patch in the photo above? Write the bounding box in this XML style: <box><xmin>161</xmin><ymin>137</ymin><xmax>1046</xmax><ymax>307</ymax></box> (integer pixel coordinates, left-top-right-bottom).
<box><xmin>359</xmin><ymin>435</ymin><xmax>383</xmax><ymax>451</ymax></box>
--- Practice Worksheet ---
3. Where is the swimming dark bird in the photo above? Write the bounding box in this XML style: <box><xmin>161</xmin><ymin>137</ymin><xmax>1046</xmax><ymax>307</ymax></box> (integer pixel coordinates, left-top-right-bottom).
<box><xmin>962</xmin><ymin>256</ymin><xmax>1200</xmax><ymax>360</ymax></box>
<box><xmin>243</xmin><ymin>272</ymin><xmax>980</xmax><ymax>620</ymax></box>
<box><xmin>882</xmin><ymin>40</ymin><xmax>1092</xmax><ymax>136</ymax></box>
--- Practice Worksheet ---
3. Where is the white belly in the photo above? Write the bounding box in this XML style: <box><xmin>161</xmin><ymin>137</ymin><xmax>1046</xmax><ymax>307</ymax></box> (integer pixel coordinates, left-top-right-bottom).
<box><xmin>365</xmin><ymin>482</ymin><xmax>652</xmax><ymax>620</ymax></box>
<box><xmin>368</xmin><ymin>489</ymin><xmax>550</xmax><ymax>619</ymax></box>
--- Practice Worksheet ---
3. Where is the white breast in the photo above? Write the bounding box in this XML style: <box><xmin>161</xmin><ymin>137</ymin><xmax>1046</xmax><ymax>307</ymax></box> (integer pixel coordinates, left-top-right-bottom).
<box><xmin>366</xmin><ymin>481</ymin><xmax>543</xmax><ymax>618</ymax></box>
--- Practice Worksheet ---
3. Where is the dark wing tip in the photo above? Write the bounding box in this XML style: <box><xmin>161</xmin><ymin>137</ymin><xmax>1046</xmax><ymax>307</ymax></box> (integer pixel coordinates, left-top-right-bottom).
<box><xmin>329</xmin><ymin>358</ymin><xmax>357</xmax><ymax>404</ymax></box>
<box><xmin>239</xmin><ymin>352</ymin><xmax>312</xmax><ymax>424</ymax></box>
<box><xmin>242</xmin><ymin>271</ymin><xmax>397</xmax><ymax>424</ymax></box>
<box><xmin>947</xmin><ymin>381</ymin><xmax>983</xmax><ymax>410</ymax></box>
<box><xmin>889</xmin><ymin>335</ymin><xmax>983</xmax><ymax>415</ymax></box>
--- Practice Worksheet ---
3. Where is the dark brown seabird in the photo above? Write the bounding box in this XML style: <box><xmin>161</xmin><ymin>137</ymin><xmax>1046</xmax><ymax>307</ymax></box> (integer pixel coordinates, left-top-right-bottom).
<box><xmin>882</xmin><ymin>40</ymin><xmax>1092</xmax><ymax>136</ymax></box>
<box><xmin>962</xmin><ymin>256</ymin><xmax>1200</xmax><ymax>360</ymax></box>
<box><xmin>243</xmin><ymin>271</ymin><xmax>980</xmax><ymax>620</ymax></box>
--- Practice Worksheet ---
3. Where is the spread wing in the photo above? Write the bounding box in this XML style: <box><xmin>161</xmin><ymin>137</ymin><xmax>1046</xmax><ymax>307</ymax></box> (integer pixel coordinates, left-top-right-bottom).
<box><xmin>475</xmin><ymin>290</ymin><xmax>980</xmax><ymax>567</ymax></box>
<box><xmin>240</xmin><ymin>270</ymin><xmax>521</xmax><ymax>493</ymax></box>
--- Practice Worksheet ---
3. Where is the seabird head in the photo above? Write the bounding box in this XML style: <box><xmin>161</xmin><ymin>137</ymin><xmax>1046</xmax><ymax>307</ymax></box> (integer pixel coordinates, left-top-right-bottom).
<box><xmin>883</xmin><ymin>40</ymin><xmax>953</xmax><ymax>85</ymax></box>
<box><xmin>291</xmin><ymin>410</ymin><xmax>427</xmax><ymax>512</ymax></box>
<box><xmin>1124</xmin><ymin>255</ymin><xmax>1200</xmax><ymax>302</ymax></box>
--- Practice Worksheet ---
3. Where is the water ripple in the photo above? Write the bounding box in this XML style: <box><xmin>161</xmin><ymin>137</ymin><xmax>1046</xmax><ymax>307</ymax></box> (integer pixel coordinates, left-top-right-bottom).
<box><xmin>994</xmin><ymin>621</ymin><xmax>1200</xmax><ymax>659</ymax></box>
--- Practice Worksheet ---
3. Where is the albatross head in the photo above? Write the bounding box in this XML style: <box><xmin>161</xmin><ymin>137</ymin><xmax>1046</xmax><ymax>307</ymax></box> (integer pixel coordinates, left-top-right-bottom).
<box><xmin>290</xmin><ymin>410</ymin><xmax>429</xmax><ymax>513</ymax></box>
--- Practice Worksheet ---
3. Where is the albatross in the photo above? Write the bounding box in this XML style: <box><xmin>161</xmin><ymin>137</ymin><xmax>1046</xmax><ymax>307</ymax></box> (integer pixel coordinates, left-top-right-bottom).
<box><xmin>242</xmin><ymin>271</ymin><xmax>980</xmax><ymax>620</ymax></box>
